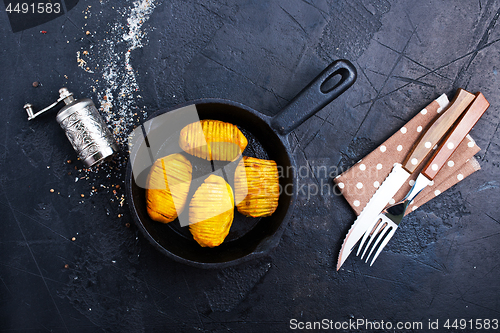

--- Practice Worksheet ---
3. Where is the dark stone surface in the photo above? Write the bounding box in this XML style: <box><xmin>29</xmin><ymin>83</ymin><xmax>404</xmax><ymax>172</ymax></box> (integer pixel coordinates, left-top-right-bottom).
<box><xmin>1</xmin><ymin>0</ymin><xmax>500</xmax><ymax>331</ymax></box>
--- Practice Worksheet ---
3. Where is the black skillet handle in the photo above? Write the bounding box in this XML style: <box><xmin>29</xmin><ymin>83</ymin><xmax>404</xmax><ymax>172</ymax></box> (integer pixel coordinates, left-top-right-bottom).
<box><xmin>271</xmin><ymin>59</ymin><xmax>357</xmax><ymax>136</ymax></box>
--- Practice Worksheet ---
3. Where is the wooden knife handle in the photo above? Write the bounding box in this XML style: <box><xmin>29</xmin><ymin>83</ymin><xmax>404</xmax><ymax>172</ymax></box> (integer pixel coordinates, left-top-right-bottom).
<box><xmin>422</xmin><ymin>92</ymin><xmax>489</xmax><ymax>180</ymax></box>
<box><xmin>403</xmin><ymin>88</ymin><xmax>475</xmax><ymax>173</ymax></box>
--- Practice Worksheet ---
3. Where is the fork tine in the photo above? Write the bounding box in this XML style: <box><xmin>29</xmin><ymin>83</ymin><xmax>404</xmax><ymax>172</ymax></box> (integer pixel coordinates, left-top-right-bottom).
<box><xmin>365</xmin><ymin>223</ymin><xmax>392</xmax><ymax>263</ymax></box>
<box><xmin>356</xmin><ymin>218</ymin><xmax>381</xmax><ymax>256</ymax></box>
<box><xmin>369</xmin><ymin>227</ymin><xmax>397</xmax><ymax>266</ymax></box>
<box><xmin>360</xmin><ymin>219</ymin><xmax>385</xmax><ymax>260</ymax></box>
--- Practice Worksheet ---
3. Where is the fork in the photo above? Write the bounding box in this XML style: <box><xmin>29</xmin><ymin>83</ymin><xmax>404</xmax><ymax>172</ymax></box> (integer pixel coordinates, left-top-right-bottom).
<box><xmin>357</xmin><ymin>92</ymin><xmax>489</xmax><ymax>266</ymax></box>
<box><xmin>358</xmin><ymin>173</ymin><xmax>429</xmax><ymax>265</ymax></box>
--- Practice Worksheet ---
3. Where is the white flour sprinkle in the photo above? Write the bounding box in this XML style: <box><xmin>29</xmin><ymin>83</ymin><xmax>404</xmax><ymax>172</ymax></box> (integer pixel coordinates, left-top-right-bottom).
<box><xmin>72</xmin><ymin>1</ymin><xmax>158</xmax><ymax>203</ymax></box>
<box><xmin>78</xmin><ymin>0</ymin><xmax>157</xmax><ymax>146</ymax></box>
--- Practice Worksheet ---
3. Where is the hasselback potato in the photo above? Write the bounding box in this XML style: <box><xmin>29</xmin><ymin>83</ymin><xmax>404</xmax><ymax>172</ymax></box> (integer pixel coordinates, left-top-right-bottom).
<box><xmin>146</xmin><ymin>153</ymin><xmax>192</xmax><ymax>224</ymax></box>
<box><xmin>179</xmin><ymin>120</ymin><xmax>248</xmax><ymax>161</ymax></box>
<box><xmin>234</xmin><ymin>156</ymin><xmax>279</xmax><ymax>217</ymax></box>
<box><xmin>189</xmin><ymin>174</ymin><xmax>234</xmax><ymax>247</ymax></box>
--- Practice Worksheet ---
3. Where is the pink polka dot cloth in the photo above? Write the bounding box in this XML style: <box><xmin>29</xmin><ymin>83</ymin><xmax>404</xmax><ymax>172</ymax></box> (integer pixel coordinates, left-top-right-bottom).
<box><xmin>334</xmin><ymin>93</ymin><xmax>482</xmax><ymax>216</ymax></box>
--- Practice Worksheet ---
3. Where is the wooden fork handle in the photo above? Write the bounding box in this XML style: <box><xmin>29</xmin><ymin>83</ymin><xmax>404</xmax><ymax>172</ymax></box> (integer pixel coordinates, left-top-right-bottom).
<box><xmin>403</xmin><ymin>88</ymin><xmax>475</xmax><ymax>173</ymax></box>
<box><xmin>422</xmin><ymin>92</ymin><xmax>489</xmax><ymax>180</ymax></box>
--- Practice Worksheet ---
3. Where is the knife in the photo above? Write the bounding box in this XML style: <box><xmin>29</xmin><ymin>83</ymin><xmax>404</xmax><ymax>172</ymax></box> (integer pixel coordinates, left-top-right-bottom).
<box><xmin>337</xmin><ymin>88</ymin><xmax>476</xmax><ymax>270</ymax></box>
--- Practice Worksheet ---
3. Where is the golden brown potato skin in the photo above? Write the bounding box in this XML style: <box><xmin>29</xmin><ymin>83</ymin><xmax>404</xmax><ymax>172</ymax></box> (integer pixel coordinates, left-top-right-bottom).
<box><xmin>189</xmin><ymin>174</ymin><xmax>234</xmax><ymax>247</ymax></box>
<box><xmin>146</xmin><ymin>154</ymin><xmax>192</xmax><ymax>224</ymax></box>
<box><xmin>179</xmin><ymin>120</ymin><xmax>248</xmax><ymax>161</ymax></box>
<box><xmin>234</xmin><ymin>156</ymin><xmax>279</xmax><ymax>217</ymax></box>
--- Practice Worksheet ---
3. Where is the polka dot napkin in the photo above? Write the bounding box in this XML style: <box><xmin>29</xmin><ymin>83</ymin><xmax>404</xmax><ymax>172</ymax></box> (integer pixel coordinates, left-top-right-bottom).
<box><xmin>334</xmin><ymin>93</ymin><xmax>482</xmax><ymax>216</ymax></box>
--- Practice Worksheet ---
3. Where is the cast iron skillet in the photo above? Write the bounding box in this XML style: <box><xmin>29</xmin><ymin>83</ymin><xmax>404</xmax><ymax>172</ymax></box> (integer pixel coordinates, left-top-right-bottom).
<box><xmin>126</xmin><ymin>59</ymin><xmax>357</xmax><ymax>268</ymax></box>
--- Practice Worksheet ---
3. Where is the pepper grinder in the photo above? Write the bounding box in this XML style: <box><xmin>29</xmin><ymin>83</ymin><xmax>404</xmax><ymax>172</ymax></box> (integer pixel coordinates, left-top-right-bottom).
<box><xmin>24</xmin><ymin>87</ymin><xmax>119</xmax><ymax>167</ymax></box>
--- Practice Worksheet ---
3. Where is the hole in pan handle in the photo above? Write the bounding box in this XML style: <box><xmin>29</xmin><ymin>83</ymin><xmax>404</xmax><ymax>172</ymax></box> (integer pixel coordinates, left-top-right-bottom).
<box><xmin>270</xmin><ymin>59</ymin><xmax>357</xmax><ymax>136</ymax></box>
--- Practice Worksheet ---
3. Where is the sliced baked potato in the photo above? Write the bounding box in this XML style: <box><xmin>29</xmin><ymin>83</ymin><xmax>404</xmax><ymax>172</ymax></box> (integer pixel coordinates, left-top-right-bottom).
<box><xmin>189</xmin><ymin>174</ymin><xmax>234</xmax><ymax>247</ymax></box>
<box><xmin>146</xmin><ymin>153</ymin><xmax>192</xmax><ymax>224</ymax></box>
<box><xmin>179</xmin><ymin>119</ymin><xmax>248</xmax><ymax>161</ymax></box>
<box><xmin>234</xmin><ymin>156</ymin><xmax>279</xmax><ymax>217</ymax></box>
